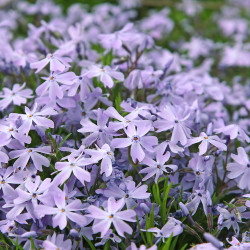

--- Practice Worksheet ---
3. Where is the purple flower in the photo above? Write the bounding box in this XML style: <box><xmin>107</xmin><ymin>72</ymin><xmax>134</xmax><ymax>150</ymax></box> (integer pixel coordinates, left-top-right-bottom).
<box><xmin>111</xmin><ymin>123</ymin><xmax>158</xmax><ymax>163</ymax></box>
<box><xmin>86</xmin><ymin>65</ymin><xmax>124</xmax><ymax>88</ymax></box>
<box><xmin>36</xmin><ymin>188</ymin><xmax>87</xmax><ymax>229</ymax></box>
<box><xmin>101</xmin><ymin>180</ymin><xmax>150</xmax><ymax>208</ymax></box>
<box><xmin>216</xmin><ymin>206</ymin><xmax>246</xmax><ymax>236</ymax></box>
<box><xmin>127</xmin><ymin>243</ymin><xmax>157</xmax><ymax>250</ymax></box>
<box><xmin>185</xmin><ymin>189</ymin><xmax>210</xmax><ymax>216</ymax></box>
<box><xmin>140</xmin><ymin>150</ymin><xmax>178</xmax><ymax>183</ymax></box>
<box><xmin>9</xmin><ymin>146</ymin><xmax>51</xmax><ymax>170</ymax></box>
<box><xmin>186</xmin><ymin>132</ymin><xmax>227</xmax><ymax>155</ymax></box>
<box><xmin>0</xmin><ymin>83</ymin><xmax>33</xmax><ymax>110</ymax></box>
<box><xmin>13</xmin><ymin>176</ymin><xmax>52</xmax><ymax>207</ymax></box>
<box><xmin>95</xmin><ymin>229</ymin><xmax>121</xmax><ymax>246</ymax></box>
<box><xmin>78</xmin><ymin>108</ymin><xmax>111</xmax><ymax>147</ymax></box>
<box><xmin>53</xmin><ymin>155</ymin><xmax>92</xmax><ymax>186</ymax></box>
<box><xmin>215</xmin><ymin>124</ymin><xmax>249</xmax><ymax>143</ymax></box>
<box><xmin>143</xmin><ymin>217</ymin><xmax>183</xmax><ymax>242</ymax></box>
<box><xmin>30</xmin><ymin>52</ymin><xmax>71</xmax><ymax>73</ymax></box>
<box><xmin>0</xmin><ymin>118</ymin><xmax>31</xmax><ymax>144</ymax></box>
<box><xmin>227</xmin><ymin>147</ymin><xmax>250</xmax><ymax>190</ymax></box>
<box><xmin>227</xmin><ymin>236</ymin><xmax>250</xmax><ymax>249</ymax></box>
<box><xmin>42</xmin><ymin>233</ymin><xmax>72</xmax><ymax>250</ymax></box>
<box><xmin>87</xmin><ymin>197</ymin><xmax>136</xmax><ymax>237</ymax></box>
<box><xmin>105</xmin><ymin>106</ymin><xmax>138</xmax><ymax>131</ymax></box>
<box><xmin>124</xmin><ymin>70</ymin><xmax>143</xmax><ymax>90</ymax></box>
<box><xmin>154</xmin><ymin>105</ymin><xmax>191</xmax><ymax>145</ymax></box>
<box><xmin>10</xmin><ymin>103</ymin><xmax>57</xmax><ymax>134</ymax></box>
<box><xmin>36</xmin><ymin>71</ymin><xmax>75</xmax><ymax>100</ymax></box>
<box><xmin>85</xmin><ymin>144</ymin><xmax>114</xmax><ymax>177</ymax></box>
<box><xmin>98</xmin><ymin>23</ymin><xmax>135</xmax><ymax>50</ymax></box>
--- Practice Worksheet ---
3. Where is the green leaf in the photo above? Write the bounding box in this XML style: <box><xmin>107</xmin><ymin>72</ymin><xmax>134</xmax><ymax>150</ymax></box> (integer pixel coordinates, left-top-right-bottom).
<box><xmin>170</xmin><ymin>235</ymin><xmax>179</xmax><ymax>250</ymax></box>
<box><xmin>152</xmin><ymin>183</ymin><xmax>161</xmax><ymax>205</ymax></box>
<box><xmin>30</xmin><ymin>236</ymin><xmax>36</xmax><ymax>250</ymax></box>
<box><xmin>160</xmin><ymin>180</ymin><xmax>173</xmax><ymax>223</ymax></box>
<box><xmin>58</xmin><ymin>133</ymin><xmax>72</xmax><ymax>148</ymax></box>
<box><xmin>103</xmin><ymin>239</ymin><xmax>110</xmax><ymax>250</ymax></box>
<box><xmin>114</xmin><ymin>93</ymin><xmax>122</xmax><ymax>113</ymax></box>
<box><xmin>180</xmin><ymin>243</ymin><xmax>188</xmax><ymax>250</ymax></box>
<box><xmin>162</xmin><ymin>233</ymin><xmax>173</xmax><ymax>250</ymax></box>
<box><xmin>84</xmin><ymin>236</ymin><xmax>96</xmax><ymax>250</ymax></box>
<box><xmin>136</xmin><ymin>216</ymin><xmax>147</xmax><ymax>245</ymax></box>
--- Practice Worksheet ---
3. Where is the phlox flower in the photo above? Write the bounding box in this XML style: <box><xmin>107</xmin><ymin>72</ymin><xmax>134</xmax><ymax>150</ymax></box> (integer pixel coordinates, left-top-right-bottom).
<box><xmin>140</xmin><ymin>150</ymin><xmax>178</xmax><ymax>183</ymax></box>
<box><xmin>53</xmin><ymin>154</ymin><xmax>92</xmax><ymax>186</ymax></box>
<box><xmin>227</xmin><ymin>147</ymin><xmax>250</xmax><ymax>190</ymax></box>
<box><xmin>227</xmin><ymin>236</ymin><xmax>250</xmax><ymax>249</ymax></box>
<box><xmin>86</xmin><ymin>65</ymin><xmax>124</xmax><ymax>88</ymax></box>
<box><xmin>95</xmin><ymin>229</ymin><xmax>121</xmax><ymax>247</ymax></box>
<box><xmin>36</xmin><ymin>189</ymin><xmax>87</xmax><ymax>230</ymax></box>
<box><xmin>143</xmin><ymin>217</ymin><xmax>183</xmax><ymax>243</ymax></box>
<box><xmin>10</xmin><ymin>103</ymin><xmax>57</xmax><ymax>135</ymax></box>
<box><xmin>98</xmin><ymin>23</ymin><xmax>135</xmax><ymax>50</ymax></box>
<box><xmin>42</xmin><ymin>233</ymin><xmax>72</xmax><ymax>250</ymax></box>
<box><xmin>154</xmin><ymin>105</ymin><xmax>191</xmax><ymax>145</ymax></box>
<box><xmin>9</xmin><ymin>146</ymin><xmax>51</xmax><ymax>171</ymax></box>
<box><xmin>85</xmin><ymin>143</ymin><xmax>114</xmax><ymax>177</ymax></box>
<box><xmin>0</xmin><ymin>83</ymin><xmax>33</xmax><ymax>110</ymax></box>
<box><xmin>5</xmin><ymin>176</ymin><xmax>52</xmax><ymax>220</ymax></box>
<box><xmin>127</xmin><ymin>243</ymin><xmax>157</xmax><ymax>250</ymax></box>
<box><xmin>78</xmin><ymin>108</ymin><xmax>111</xmax><ymax>147</ymax></box>
<box><xmin>101</xmin><ymin>180</ymin><xmax>150</xmax><ymax>208</ymax></box>
<box><xmin>30</xmin><ymin>52</ymin><xmax>71</xmax><ymax>73</ymax></box>
<box><xmin>36</xmin><ymin>71</ymin><xmax>75</xmax><ymax>100</ymax></box>
<box><xmin>111</xmin><ymin>123</ymin><xmax>158</xmax><ymax>163</ymax></box>
<box><xmin>185</xmin><ymin>132</ymin><xmax>227</xmax><ymax>155</ymax></box>
<box><xmin>0</xmin><ymin>118</ymin><xmax>31</xmax><ymax>145</ymax></box>
<box><xmin>216</xmin><ymin>206</ymin><xmax>247</xmax><ymax>236</ymax></box>
<box><xmin>87</xmin><ymin>197</ymin><xmax>136</xmax><ymax>237</ymax></box>
<box><xmin>215</xmin><ymin>124</ymin><xmax>249</xmax><ymax>143</ymax></box>
<box><xmin>105</xmin><ymin>106</ymin><xmax>138</xmax><ymax>131</ymax></box>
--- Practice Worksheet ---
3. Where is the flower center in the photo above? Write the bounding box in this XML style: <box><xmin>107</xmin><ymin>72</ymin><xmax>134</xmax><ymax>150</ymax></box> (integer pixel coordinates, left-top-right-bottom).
<box><xmin>125</xmin><ymin>194</ymin><xmax>129</xmax><ymax>198</ymax></box>
<box><xmin>204</xmin><ymin>136</ymin><xmax>208</xmax><ymax>139</ymax></box>
<box><xmin>101</xmin><ymin>69</ymin><xmax>105</xmax><ymax>72</ymax></box>
<box><xmin>9</xmin><ymin>128</ymin><xmax>13</xmax><ymax>131</ymax></box>
<box><xmin>157</xmin><ymin>165</ymin><xmax>161</xmax><ymax>169</ymax></box>
<box><xmin>28</xmin><ymin>115</ymin><xmax>32</xmax><ymax>118</ymax></box>
<box><xmin>27</xmin><ymin>149</ymin><xmax>32</xmax><ymax>153</ymax></box>
<box><xmin>61</xmin><ymin>209</ymin><xmax>66</xmax><ymax>212</ymax></box>
<box><xmin>32</xmin><ymin>193</ymin><xmax>37</xmax><ymax>198</ymax></box>
<box><xmin>109</xmin><ymin>214</ymin><xmax>114</xmax><ymax>219</ymax></box>
<box><xmin>1</xmin><ymin>180</ymin><xmax>5</xmax><ymax>184</ymax></box>
<box><xmin>133</xmin><ymin>136</ymin><xmax>139</xmax><ymax>142</ymax></box>
<box><xmin>50</xmin><ymin>76</ymin><xmax>54</xmax><ymax>80</ymax></box>
<box><xmin>107</xmin><ymin>152</ymin><xmax>112</xmax><ymax>156</ymax></box>
<box><xmin>70</xmin><ymin>163</ymin><xmax>75</xmax><ymax>167</ymax></box>
<box><xmin>82</xmin><ymin>112</ymin><xmax>86</xmax><ymax>116</ymax></box>
<box><xmin>196</xmin><ymin>171</ymin><xmax>200</xmax><ymax>175</ymax></box>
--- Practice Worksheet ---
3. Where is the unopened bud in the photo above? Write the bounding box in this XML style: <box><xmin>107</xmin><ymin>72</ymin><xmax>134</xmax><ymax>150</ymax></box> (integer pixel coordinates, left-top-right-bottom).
<box><xmin>204</xmin><ymin>233</ymin><xmax>223</xmax><ymax>249</ymax></box>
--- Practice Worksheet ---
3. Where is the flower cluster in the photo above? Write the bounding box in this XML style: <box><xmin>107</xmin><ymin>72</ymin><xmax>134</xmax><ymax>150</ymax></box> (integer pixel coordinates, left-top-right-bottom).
<box><xmin>0</xmin><ymin>0</ymin><xmax>249</xmax><ymax>249</ymax></box>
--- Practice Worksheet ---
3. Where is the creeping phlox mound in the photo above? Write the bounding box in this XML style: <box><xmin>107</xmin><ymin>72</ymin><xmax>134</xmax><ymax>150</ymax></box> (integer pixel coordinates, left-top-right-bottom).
<box><xmin>0</xmin><ymin>0</ymin><xmax>249</xmax><ymax>249</ymax></box>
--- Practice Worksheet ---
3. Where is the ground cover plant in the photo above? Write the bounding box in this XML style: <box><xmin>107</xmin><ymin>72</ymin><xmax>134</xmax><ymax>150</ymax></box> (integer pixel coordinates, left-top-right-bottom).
<box><xmin>0</xmin><ymin>0</ymin><xmax>249</xmax><ymax>249</ymax></box>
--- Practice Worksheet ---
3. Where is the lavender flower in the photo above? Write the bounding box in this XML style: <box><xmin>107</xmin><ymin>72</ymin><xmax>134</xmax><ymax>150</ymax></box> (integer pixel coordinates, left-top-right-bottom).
<box><xmin>87</xmin><ymin>197</ymin><xmax>136</xmax><ymax>237</ymax></box>
<box><xmin>111</xmin><ymin>123</ymin><xmax>158</xmax><ymax>163</ymax></box>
